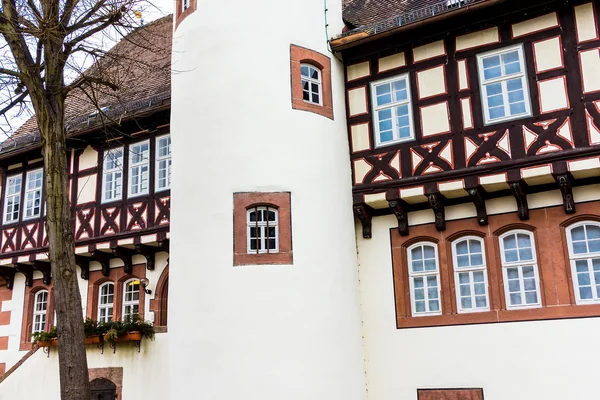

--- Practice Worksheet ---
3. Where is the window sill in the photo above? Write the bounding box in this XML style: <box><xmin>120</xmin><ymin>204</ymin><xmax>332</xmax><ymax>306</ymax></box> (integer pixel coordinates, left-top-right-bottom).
<box><xmin>397</xmin><ymin>303</ymin><xmax>600</xmax><ymax>329</ymax></box>
<box><xmin>234</xmin><ymin>251</ymin><xmax>293</xmax><ymax>266</ymax></box>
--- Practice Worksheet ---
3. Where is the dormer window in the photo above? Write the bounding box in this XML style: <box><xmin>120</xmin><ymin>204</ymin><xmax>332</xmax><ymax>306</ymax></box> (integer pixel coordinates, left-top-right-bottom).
<box><xmin>24</xmin><ymin>169</ymin><xmax>43</xmax><ymax>220</ymax></box>
<box><xmin>301</xmin><ymin>64</ymin><xmax>322</xmax><ymax>105</ymax></box>
<box><xmin>4</xmin><ymin>174</ymin><xmax>22</xmax><ymax>224</ymax></box>
<box><xmin>156</xmin><ymin>134</ymin><xmax>172</xmax><ymax>192</ymax></box>
<box><xmin>371</xmin><ymin>74</ymin><xmax>415</xmax><ymax>147</ymax></box>
<box><xmin>182</xmin><ymin>0</ymin><xmax>190</xmax><ymax>11</ymax></box>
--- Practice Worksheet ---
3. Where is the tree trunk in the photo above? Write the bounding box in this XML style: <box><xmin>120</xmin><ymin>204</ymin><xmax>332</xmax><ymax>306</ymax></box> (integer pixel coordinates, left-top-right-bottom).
<box><xmin>37</xmin><ymin>95</ymin><xmax>91</xmax><ymax>400</ymax></box>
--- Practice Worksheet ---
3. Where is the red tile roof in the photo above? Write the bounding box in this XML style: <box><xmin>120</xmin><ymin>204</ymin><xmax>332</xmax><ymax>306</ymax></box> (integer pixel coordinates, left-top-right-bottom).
<box><xmin>7</xmin><ymin>15</ymin><xmax>172</xmax><ymax>147</ymax></box>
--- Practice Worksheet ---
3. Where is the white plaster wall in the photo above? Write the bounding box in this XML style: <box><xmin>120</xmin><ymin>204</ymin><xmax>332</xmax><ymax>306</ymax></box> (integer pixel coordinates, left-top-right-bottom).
<box><xmin>169</xmin><ymin>0</ymin><xmax>365</xmax><ymax>399</ymax></box>
<box><xmin>0</xmin><ymin>332</ymin><xmax>168</xmax><ymax>400</ymax></box>
<box><xmin>357</xmin><ymin>189</ymin><xmax>600</xmax><ymax>400</ymax></box>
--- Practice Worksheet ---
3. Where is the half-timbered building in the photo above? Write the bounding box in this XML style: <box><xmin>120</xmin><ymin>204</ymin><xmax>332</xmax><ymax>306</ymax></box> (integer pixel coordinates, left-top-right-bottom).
<box><xmin>0</xmin><ymin>15</ymin><xmax>172</xmax><ymax>400</ymax></box>
<box><xmin>2</xmin><ymin>1</ymin><xmax>600</xmax><ymax>399</ymax></box>
<box><xmin>334</xmin><ymin>0</ymin><xmax>600</xmax><ymax>399</ymax></box>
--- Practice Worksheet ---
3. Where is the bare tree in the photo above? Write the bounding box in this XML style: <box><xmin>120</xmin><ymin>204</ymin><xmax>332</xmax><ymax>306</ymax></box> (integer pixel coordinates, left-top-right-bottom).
<box><xmin>0</xmin><ymin>1</ymin><xmax>169</xmax><ymax>398</ymax></box>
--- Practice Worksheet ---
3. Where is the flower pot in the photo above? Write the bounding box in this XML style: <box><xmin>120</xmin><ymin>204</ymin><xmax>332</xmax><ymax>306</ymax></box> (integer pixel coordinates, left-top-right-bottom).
<box><xmin>37</xmin><ymin>338</ymin><xmax>58</xmax><ymax>347</ymax></box>
<box><xmin>116</xmin><ymin>331</ymin><xmax>143</xmax><ymax>342</ymax></box>
<box><xmin>85</xmin><ymin>335</ymin><xmax>102</xmax><ymax>345</ymax></box>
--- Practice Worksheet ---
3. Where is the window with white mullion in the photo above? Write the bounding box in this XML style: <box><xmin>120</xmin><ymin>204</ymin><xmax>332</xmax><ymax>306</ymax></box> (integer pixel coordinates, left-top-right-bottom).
<box><xmin>452</xmin><ymin>237</ymin><xmax>489</xmax><ymax>313</ymax></box>
<box><xmin>32</xmin><ymin>290</ymin><xmax>48</xmax><ymax>334</ymax></box>
<box><xmin>122</xmin><ymin>279</ymin><xmax>140</xmax><ymax>321</ymax></box>
<box><xmin>371</xmin><ymin>74</ymin><xmax>414</xmax><ymax>147</ymax></box>
<box><xmin>24</xmin><ymin>169</ymin><xmax>43</xmax><ymax>220</ymax></box>
<box><xmin>246</xmin><ymin>206</ymin><xmax>278</xmax><ymax>254</ymax></box>
<box><xmin>300</xmin><ymin>64</ymin><xmax>322</xmax><ymax>105</ymax></box>
<box><xmin>98</xmin><ymin>282</ymin><xmax>114</xmax><ymax>323</ymax></box>
<box><xmin>500</xmin><ymin>230</ymin><xmax>541</xmax><ymax>309</ymax></box>
<box><xmin>407</xmin><ymin>242</ymin><xmax>441</xmax><ymax>316</ymax></box>
<box><xmin>3</xmin><ymin>174</ymin><xmax>22</xmax><ymax>223</ymax></box>
<box><xmin>477</xmin><ymin>44</ymin><xmax>531</xmax><ymax>125</ymax></box>
<box><xmin>128</xmin><ymin>141</ymin><xmax>150</xmax><ymax>197</ymax></box>
<box><xmin>102</xmin><ymin>148</ymin><xmax>123</xmax><ymax>203</ymax></box>
<box><xmin>155</xmin><ymin>134</ymin><xmax>172</xmax><ymax>192</ymax></box>
<box><xmin>567</xmin><ymin>222</ymin><xmax>600</xmax><ymax>304</ymax></box>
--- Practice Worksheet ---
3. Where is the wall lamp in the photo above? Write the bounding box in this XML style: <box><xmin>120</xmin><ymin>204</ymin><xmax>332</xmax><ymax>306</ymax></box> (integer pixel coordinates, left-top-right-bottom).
<box><xmin>140</xmin><ymin>277</ymin><xmax>152</xmax><ymax>295</ymax></box>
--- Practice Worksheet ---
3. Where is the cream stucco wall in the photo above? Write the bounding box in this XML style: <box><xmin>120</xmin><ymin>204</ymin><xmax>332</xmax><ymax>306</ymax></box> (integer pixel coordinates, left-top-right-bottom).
<box><xmin>169</xmin><ymin>0</ymin><xmax>365</xmax><ymax>399</ymax></box>
<box><xmin>0</xmin><ymin>254</ymin><xmax>168</xmax><ymax>385</ymax></box>
<box><xmin>357</xmin><ymin>186</ymin><xmax>600</xmax><ymax>400</ymax></box>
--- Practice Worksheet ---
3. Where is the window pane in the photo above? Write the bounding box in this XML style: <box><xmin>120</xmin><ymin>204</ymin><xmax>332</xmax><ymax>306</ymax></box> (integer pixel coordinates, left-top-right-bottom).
<box><xmin>470</xmin><ymin>254</ymin><xmax>483</xmax><ymax>266</ymax></box>
<box><xmin>517</xmin><ymin>234</ymin><xmax>531</xmax><ymax>248</ymax></box>
<box><xmin>414</xmin><ymin>288</ymin><xmax>424</xmax><ymax>300</ymax></box>
<box><xmin>505</xmin><ymin>250</ymin><xmax>518</xmax><ymax>262</ymax></box>
<box><xmin>519</xmin><ymin>248</ymin><xmax>533</xmax><ymax>261</ymax></box>
<box><xmin>524</xmin><ymin>291</ymin><xmax>538</xmax><ymax>304</ymax></box>
<box><xmin>473</xmin><ymin>271</ymin><xmax>485</xmax><ymax>283</ymax></box>
<box><xmin>460</xmin><ymin>284</ymin><xmax>471</xmax><ymax>296</ymax></box>
<box><xmin>588</xmin><ymin>225</ymin><xmax>600</xmax><ymax>239</ymax></box>
<box><xmin>456</xmin><ymin>241</ymin><xmax>468</xmax><ymax>255</ymax></box>
<box><xmin>571</xmin><ymin>226</ymin><xmax>586</xmax><ymax>241</ymax></box>
<box><xmin>573</xmin><ymin>241</ymin><xmax>587</xmax><ymax>254</ymax></box>
<box><xmin>415</xmin><ymin>301</ymin><xmax>426</xmax><ymax>313</ymax></box>
<box><xmin>457</xmin><ymin>255</ymin><xmax>469</xmax><ymax>267</ymax></box>
<box><xmin>424</xmin><ymin>259</ymin><xmax>437</xmax><ymax>271</ymax></box>
<box><xmin>300</xmin><ymin>65</ymin><xmax>309</xmax><ymax>77</ymax></box>
<box><xmin>413</xmin><ymin>277</ymin><xmax>424</xmax><ymax>288</ymax></box>
<box><xmin>474</xmin><ymin>283</ymin><xmax>486</xmax><ymax>295</ymax></box>
<box><xmin>509</xmin><ymin>102</ymin><xmax>526</xmax><ymax>115</ymax></box>
<box><xmin>510</xmin><ymin>293</ymin><xmax>522</xmax><ymax>305</ymax></box>
<box><xmin>475</xmin><ymin>296</ymin><xmax>487</xmax><ymax>308</ymax></box>
<box><xmin>580</xmin><ymin>286</ymin><xmax>593</xmax><ymax>299</ymax></box>
<box><xmin>429</xmin><ymin>300</ymin><xmax>440</xmax><ymax>311</ymax></box>
<box><xmin>589</xmin><ymin>240</ymin><xmax>600</xmax><ymax>253</ymax></box>
<box><xmin>461</xmin><ymin>297</ymin><xmax>472</xmax><ymax>309</ymax></box>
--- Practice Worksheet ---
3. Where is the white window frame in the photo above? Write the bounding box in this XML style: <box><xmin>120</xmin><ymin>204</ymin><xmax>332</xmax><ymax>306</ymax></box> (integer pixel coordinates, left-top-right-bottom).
<box><xmin>23</xmin><ymin>168</ymin><xmax>43</xmax><ymax>220</ymax></box>
<box><xmin>182</xmin><ymin>0</ymin><xmax>190</xmax><ymax>11</ymax></box>
<box><xmin>566</xmin><ymin>221</ymin><xmax>600</xmax><ymax>305</ymax></box>
<box><xmin>155</xmin><ymin>134</ymin><xmax>172</xmax><ymax>192</ymax></box>
<box><xmin>98</xmin><ymin>282</ymin><xmax>115</xmax><ymax>323</ymax></box>
<box><xmin>246</xmin><ymin>206</ymin><xmax>279</xmax><ymax>254</ymax></box>
<box><xmin>477</xmin><ymin>44</ymin><xmax>532</xmax><ymax>125</ymax></box>
<box><xmin>407</xmin><ymin>241</ymin><xmax>442</xmax><ymax>316</ymax></box>
<box><xmin>32</xmin><ymin>290</ymin><xmax>48</xmax><ymax>334</ymax></box>
<box><xmin>452</xmin><ymin>236</ymin><xmax>490</xmax><ymax>313</ymax></box>
<box><xmin>3</xmin><ymin>174</ymin><xmax>22</xmax><ymax>224</ymax></box>
<box><xmin>128</xmin><ymin>140</ymin><xmax>150</xmax><ymax>198</ymax></box>
<box><xmin>300</xmin><ymin>63</ymin><xmax>322</xmax><ymax>106</ymax></box>
<box><xmin>122</xmin><ymin>278</ymin><xmax>140</xmax><ymax>321</ymax></box>
<box><xmin>499</xmin><ymin>230</ymin><xmax>542</xmax><ymax>310</ymax></box>
<box><xmin>102</xmin><ymin>148</ymin><xmax>124</xmax><ymax>203</ymax></box>
<box><xmin>370</xmin><ymin>73</ymin><xmax>415</xmax><ymax>147</ymax></box>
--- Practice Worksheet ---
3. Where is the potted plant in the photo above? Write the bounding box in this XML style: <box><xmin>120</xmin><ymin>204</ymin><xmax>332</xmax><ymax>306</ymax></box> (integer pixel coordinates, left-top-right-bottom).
<box><xmin>32</xmin><ymin>327</ymin><xmax>58</xmax><ymax>347</ymax></box>
<box><xmin>99</xmin><ymin>315</ymin><xmax>154</xmax><ymax>345</ymax></box>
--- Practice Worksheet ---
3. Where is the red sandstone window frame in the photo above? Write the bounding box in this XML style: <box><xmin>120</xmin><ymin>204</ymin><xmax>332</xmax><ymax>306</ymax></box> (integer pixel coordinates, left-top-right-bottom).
<box><xmin>290</xmin><ymin>45</ymin><xmax>334</xmax><ymax>120</ymax></box>
<box><xmin>175</xmin><ymin>0</ymin><xmax>196</xmax><ymax>29</ymax></box>
<box><xmin>391</xmin><ymin>203</ymin><xmax>600</xmax><ymax>329</ymax></box>
<box><xmin>20</xmin><ymin>280</ymin><xmax>54</xmax><ymax>350</ymax></box>
<box><xmin>233</xmin><ymin>192</ymin><xmax>293</xmax><ymax>266</ymax></box>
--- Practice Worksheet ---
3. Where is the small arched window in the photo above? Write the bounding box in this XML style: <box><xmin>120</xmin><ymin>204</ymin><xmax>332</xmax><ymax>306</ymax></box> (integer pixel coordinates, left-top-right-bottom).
<box><xmin>300</xmin><ymin>64</ymin><xmax>322</xmax><ymax>105</ymax></box>
<box><xmin>247</xmin><ymin>206</ymin><xmax>279</xmax><ymax>254</ymax></box>
<box><xmin>452</xmin><ymin>236</ymin><xmax>489</xmax><ymax>313</ymax></box>
<box><xmin>499</xmin><ymin>230</ymin><xmax>541</xmax><ymax>309</ymax></box>
<box><xmin>32</xmin><ymin>290</ymin><xmax>48</xmax><ymax>333</ymax></box>
<box><xmin>122</xmin><ymin>279</ymin><xmax>140</xmax><ymax>321</ymax></box>
<box><xmin>98</xmin><ymin>282</ymin><xmax>114</xmax><ymax>323</ymax></box>
<box><xmin>566</xmin><ymin>221</ymin><xmax>600</xmax><ymax>304</ymax></box>
<box><xmin>407</xmin><ymin>242</ymin><xmax>441</xmax><ymax>316</ymax></box>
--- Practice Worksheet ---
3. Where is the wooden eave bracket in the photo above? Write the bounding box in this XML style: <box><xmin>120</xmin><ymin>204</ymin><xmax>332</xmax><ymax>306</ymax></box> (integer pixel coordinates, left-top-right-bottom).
<box><xmin>111</xmin><ymin>246</ymin><xmax>136</xmax><ymax>275</ymax></box>
<box><xmin>509</xmin><ymin>179</ymin><xmax>529</xmax><ymax>221</ymax></box>
<box><xmin>33</xmin><ymin>261</ymin><xmax>51</xmax><ymax>285</ymax></box>
<box><xmin>353</xmin><ymin>194</ymin><xmax>373</xmax><ymax>239</ymax></box>
<box><xmin>91</xmin><ymin>251</ymin><xmax>111</xmax><ymax>277</ymax></box>
<box><xmin>425</xmin><ymin>185</ymin><xmax>446</xmax><ymax>231</ymax></box>
<box><xmin>0</xmin><ymin>267</ymin><xmax>16</xmax><ymax>290</ymax></box>
<box><xmin>554</xmin><ymin>173</ymin><xmax>576</xmax><ymax>214</ymax></box>
<box><xmin>386</xmin><ymin>189</ymin><xmax>409</xmax><ymax>236</ymax></box>
<box><xmin>14</xmin><ymin>263</ymin><xmax>33</xmax><ymax>287</ymax></box>
<box><xmin>75</xmin><ymin>255</ymin><xmax>90</xmax><ymax>280</ymax></box>
<box><xmin>135</xmin><ymin>244</ymin><xmax>157</xmax><ymax>271</ymax></box>
<box><xmin>467</xmin><ymin>186</ymin><xmax>488</xmax><ymax>226</ymax></box>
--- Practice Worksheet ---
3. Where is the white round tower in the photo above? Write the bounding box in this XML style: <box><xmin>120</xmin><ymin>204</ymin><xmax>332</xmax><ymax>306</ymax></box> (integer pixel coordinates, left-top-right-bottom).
<box><xmin>169</xmin><ymin>1</ymin><xmax>366</xmax><ymax>398</ymax></box>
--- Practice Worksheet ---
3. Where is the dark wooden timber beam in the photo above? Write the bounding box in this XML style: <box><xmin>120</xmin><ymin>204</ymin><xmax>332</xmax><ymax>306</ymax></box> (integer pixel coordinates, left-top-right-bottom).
<box><xmin>75</xmin><ymin>255</ymin><xmax>90</xmax><ymax>280</ymax></box>
<box><xmin>552</xmin><ymin>162</ymin><xmax>576</xmax><ymax>215</ymax></box>
<box><xmin>386</xmin><ymin>189</ymin><xmax>409</xmax><ymax>236</ymax></box>
<box><xmin>425</xmin><ymin>184</ymin><xmax>446</xmax><ymax>231</ymax></box>
<box><xmin>353</xmin><ymin>194</ymin><xmax>373</xmax><ymax>239</ymax></box>
<box><xmin>0</xmin><ymin>267</ymin><xmax>15</xmax><ymax>290</ymax></box>
<box><xmin>465</xmin><ymin>178</ymin><xmax>488</xmax><ymax>226</ymax></box>
<box><xmin>33</xmin><ymin>261</ymin><xmax>51</xmax><ymax>285</ymax></box>
<box><xmin>91</xmin><ymin>251</ymin><xmax>111</xmax><ymax>277</ymax></box>
<box><xmin>135</xmin><ymin>244</ymin><xmax>158</xmax><ymax>271</ymax></box>
<box><xmin>111</xmin><ymin>246</ymin><xmax>136</xmax><ymax>275</ymax></box>
<box><xmin>157</xmin><ymin>238</ymin><xmax>170</xmax><ymax>254</ymax></box>
<box><xmin>509</xmin><ymin>178</ymin><xmax>529</xmax><ymax>221</ymax></box>
<box><xmin>14</xmin><ymin>264</ymin><xmax>33</xmax><ymax>287</ymax></box>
